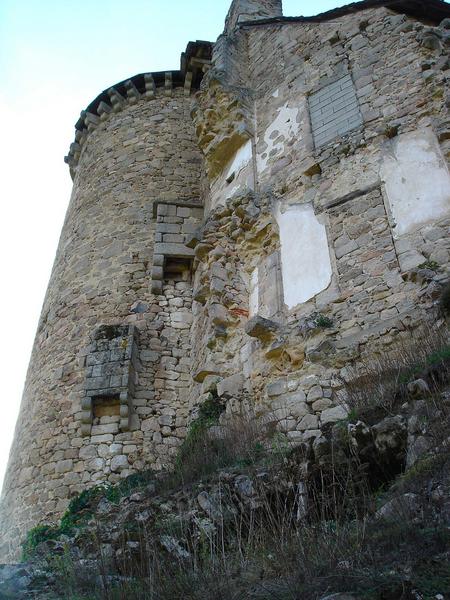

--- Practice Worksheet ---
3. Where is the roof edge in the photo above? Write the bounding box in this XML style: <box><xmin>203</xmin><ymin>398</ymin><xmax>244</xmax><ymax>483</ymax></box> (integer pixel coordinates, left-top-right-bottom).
<box><xmin>238</xmin><ymin>0</ymin><xmax>450</xmax><ymax>28</ymax></box>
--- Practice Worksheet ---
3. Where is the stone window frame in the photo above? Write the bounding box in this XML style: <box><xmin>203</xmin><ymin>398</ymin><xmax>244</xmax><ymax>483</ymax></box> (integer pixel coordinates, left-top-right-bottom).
<box><xmin>248</xmin><ymin>203</ymin><xmax>340</xmax><ymax>323</ymax></box>
<box><xmin>81</xmin><ymin>324</ymin><xmax>139</xmax><ymax>437</ymax></box>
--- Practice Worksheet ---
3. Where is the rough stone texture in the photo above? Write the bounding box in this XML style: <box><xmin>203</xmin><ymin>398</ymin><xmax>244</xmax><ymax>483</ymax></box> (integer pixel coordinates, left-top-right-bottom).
<box><xmin>81</xmin><ymin>324</ymin><xmax>139</xmax><ymax>435</ymax></box>
<box><xmin>1</xmin><ymin>0</ymin><xmax>450</xmax><ymax>563</ymax></box>
<box><xmin>0</xmin><ymin>89</ymin><xmax>205</xmax><ymax>562</ymax></box>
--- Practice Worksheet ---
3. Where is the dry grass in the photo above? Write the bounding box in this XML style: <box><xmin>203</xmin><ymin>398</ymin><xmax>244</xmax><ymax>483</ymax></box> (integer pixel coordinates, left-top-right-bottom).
<box><xmin>37</xmin><ymin>323</ymin><xmax>450</xmax><ymax>600</ymax></box>
<box><xmin>164</xmin><ymin>408</ymin><xmax>276</xmax><ymax>490</ymax></box>
<box><xmin>47</xmin><ymin>450</ymin><xmax>450</xmax><ymax>600</ymax></box>
<box><xmin>337</xmin><ymin>322</ymin><xmax>450</xmax><ymax>422</ymax></box>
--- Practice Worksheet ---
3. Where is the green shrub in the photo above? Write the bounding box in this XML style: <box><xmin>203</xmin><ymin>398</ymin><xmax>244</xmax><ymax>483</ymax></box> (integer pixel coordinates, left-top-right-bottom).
<box><xmin>418</xmin><ymin>260</ymin><xmax>440</xmax><ymax>271</ymax></box>
<box><xmin>384</xmin><ymin>124</ymin><xmax>399</xmax><ymax>138</ymax></box>
<box><xmin>22</xmin><ymin>524</ymin><xmax>59</xmax><ymax>560</ymax></box>
<box><xmin>173</xmin><ymin>395</ymin><xmax>230</xmax><ymax>484</ymax></box>
<box><xmin>313</xmin><ymin>313</ymin><xmax>334</xmax><ymax>329</ymax></box>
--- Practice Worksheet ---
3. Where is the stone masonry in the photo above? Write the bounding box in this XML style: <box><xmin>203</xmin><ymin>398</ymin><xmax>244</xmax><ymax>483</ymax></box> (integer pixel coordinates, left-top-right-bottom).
<box><xmin>1</xmin><ymin>0</ymin><xmax>450</xmax><ymax>562</ymax></box>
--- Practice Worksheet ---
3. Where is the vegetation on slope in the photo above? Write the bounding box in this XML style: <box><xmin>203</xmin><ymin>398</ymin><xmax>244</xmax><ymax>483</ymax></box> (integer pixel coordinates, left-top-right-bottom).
<box><xmin>21</xmin><ymin>321</ymin><xmax>450</xmax><ymax>600</ymax></box>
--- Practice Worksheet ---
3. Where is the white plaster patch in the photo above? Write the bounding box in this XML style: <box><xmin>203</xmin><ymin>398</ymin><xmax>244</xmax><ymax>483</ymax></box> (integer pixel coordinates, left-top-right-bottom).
<box><xmin>225</xmin><ymin>184</ymin><xmax>240</xmax><ymax>200</ymax></box>
<box><xmin>225</xmin><ymin>139</ymin><xmax>253</xmax><ymax>182</ymax></box>
<box><xmin>381</xmin><ymin>128</ymin><xmax>450</xmax><ymax>238</ymax></box>
<box><xmin>249</xmin><ymin>267</ymin><xmax>259</xmax><ymax>317</ymax></box>
<box><xmin>276</xmin><ymin>203</ymin><xmax>332</xmax><ymax>308</ymax></box>
<box><xmin>209</xmin><ymin>139</ymin><xmax>254</xmax><ymax>210</ymax></box>
<box><xmin>257</xmin><ymin>103</ymin><xmax>300</xmax><ymax>174</ymax></box>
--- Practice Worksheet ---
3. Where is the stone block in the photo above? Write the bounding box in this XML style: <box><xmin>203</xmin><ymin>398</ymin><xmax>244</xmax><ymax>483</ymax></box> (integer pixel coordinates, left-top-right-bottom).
<box><xmin>217</xmin><ymin>374</ymin><xmax>244</xmax><ymax>398</ymax></box>
<box><xmin>266</xmin><ymin>379</ymin><xmax>288</xmax><ymax>397</ymax></box>
<box><xmin>140</xmin><ymin>350</ymin><xmax>159</xmax><ymax>363</ymax></box>
<box><xmin>335</xmin><ymin>239</ymin><xmax>358</xmax><ymax>259</ymax></box>
<box><xmin>272</xmin><ymin>392</ymin><xmax>309</xmax><ymax>419</ymax></box>
<box><xmin>111</xmin><ymin>455</ymin><xmax>129</xmax><ymax>472</ymax></box>
<box><xmin>79</xmin><ymin>445</ymin><xmax>98</xmax><ymax>460</ymax></box>
<box><xmin>85</xmin><ymin>376</ymin><xmax>110</xmax><ymax>391</ymax></box>
<box><xmin>398</xmin><ymin>250</ymin><xmax>426</xmax><ymax>272</ymax></box>
<box><xmin>177</xmin><ymin>207</ymin><xmax>191</xmax><ymax>217</ymax></box>
<box><xmin>91</xmin><ymin>434</ymin><xmax>114</xmax><ymax>444</ymax></box>
<box><xmin>87</xmin><ymin>458</ymin><xmax>105</xmax><ymax>472</ymax></box>
<box><xmin>277</xmin><ymin>419</ymin><xmax>297</xmax><ymax>432</ymax></box>
<box><xmin>151</xmin><ymin>280</ymin><xmax>163</xmax><ymax>294</ymax></box>
<box><xmin>245</xmin><ymin>316</ymin><xmax>280</xmax><ymax>343</ymax></box>
<box><xmin>209</xmin><ymin>303</ymin><xmax>229</xmax><ymax>326</ymax></box>
<box><xmin>157</xmin><ymin>204</ymin><xmax>176</xmax><ymax>217</ymax></box>
<box><xmin>307</xmin><ymin>386</ymin><xmax>323</xmax><ymax>402</ymax></box>
<box><xmin>297</xmin><ymin>414</ymin><xmax>319</xmax><ymax>431</ymax></box>
<box><xmin>158</xmin><ymin>223</ymin><xmax>180</xmax><ymax>234</ymax></box>
<box><xmin>55</xmin><ymin>459</ymin><xmax>73</xmax><ymax>474</ymax></box>
<box><xmin>152</xmin><ymin>266</ymin><xmax>164</xmax><ymax>280</ymax></box>
<box><xmin>91</xmin><ymin>423</ymin><xmax>119</xmax><ymax>435</ymax></box>
<box><xmin>182</xmin><ymin>222</ymin><xmax>197</xmax><ymax>234</ymax></box>
<box><xmin>321</xmin><ymin>405</ymin><xmax>348</xmax><ymax>425</ymax></box>
<box><xmin>312</xmin><ymin>398</ymin><xmax>333</xmax><ymax>412</ymax></box>
<box><xmin>171</xmin><ymin>311</ymin><xmax>193</xmax><ymax>326</ymax></box>
<box><xmin>162</xmin><ymin>233</ymin><xmax>185</xmax><ymax>243</ymax></box>
<box><xmin>286</xmin><ymin>431</ymin><xmax>306</xmax><ymax>442</ymax></box>
<box><xmin>185</xmin><ymin>227</ymin><xmax>204</xmax><ymax>248</ymax></box>
<box><xmin>154</xmin><ymin>242</ymin><xmax>194</xmax><ymax>257</ymax></box>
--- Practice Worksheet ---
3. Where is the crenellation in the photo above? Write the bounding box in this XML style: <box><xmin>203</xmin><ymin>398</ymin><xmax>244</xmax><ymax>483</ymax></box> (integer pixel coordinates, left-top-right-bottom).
<box><xmin>125</xmin><ymin>79</ymin><xmax>142</xmax><ymax>102</ymax></box>
<box><xmin>107</xmin><ymin>86</ymin><xmax>126</xmax><ymax>112</ymax></box>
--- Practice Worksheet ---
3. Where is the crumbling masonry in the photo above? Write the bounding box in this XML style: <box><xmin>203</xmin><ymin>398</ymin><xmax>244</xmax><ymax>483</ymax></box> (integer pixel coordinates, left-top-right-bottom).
<box><xmin>1</xmin><ymin>0</ymin><xmax>450</xmax><ymax>562</ymax></box>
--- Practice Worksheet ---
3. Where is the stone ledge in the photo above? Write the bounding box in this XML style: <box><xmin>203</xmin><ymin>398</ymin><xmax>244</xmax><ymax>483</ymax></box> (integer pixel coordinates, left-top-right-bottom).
<box><xmin>245</xmin><ymin>315</ymin><xmax>281</xmax><ymax>343</ymax></box>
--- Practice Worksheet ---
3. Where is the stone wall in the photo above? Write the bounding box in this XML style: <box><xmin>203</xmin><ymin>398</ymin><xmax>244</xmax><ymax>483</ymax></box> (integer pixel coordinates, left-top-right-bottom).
<box><xmin>187</xmin><ymin>5</ymin><xmax>450</xmax><ymax>447</ymax></box>
<box><xmin>0</xmin><ymin>89</ymin><xmax>204</xmax><ymax>561</ymax></box>
<box><xmin>1</xmin><ymin>0</ymin><xmax>450</xmax><ymax>564</ymax></box>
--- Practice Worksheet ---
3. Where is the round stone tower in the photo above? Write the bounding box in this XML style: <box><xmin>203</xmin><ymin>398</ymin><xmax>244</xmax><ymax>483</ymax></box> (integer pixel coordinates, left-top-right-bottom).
<box><xmin>0</xmin><ymin>44</ymin><xmax>211</xmax><ymax>562</ymax></box>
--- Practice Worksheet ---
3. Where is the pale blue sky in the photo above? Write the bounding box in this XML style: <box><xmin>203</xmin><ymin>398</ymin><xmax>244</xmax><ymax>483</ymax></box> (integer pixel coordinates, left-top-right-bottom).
<box><xmin>0</xmin><ymin>0</ymin><xmax>353</xmax><ymax>488</ymax></box>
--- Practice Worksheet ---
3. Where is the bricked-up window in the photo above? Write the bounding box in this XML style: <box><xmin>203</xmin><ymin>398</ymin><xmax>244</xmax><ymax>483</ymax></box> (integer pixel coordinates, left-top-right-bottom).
<box><xmin>309</xmin><ymin>74</ymin><xmax>363</xmax><ymax>148</ymax></box>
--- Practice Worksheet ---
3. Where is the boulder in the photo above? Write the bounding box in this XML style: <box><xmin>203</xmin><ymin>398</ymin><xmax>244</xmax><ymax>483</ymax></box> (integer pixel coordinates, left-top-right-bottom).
<box><xmin>372</xmin><ymin>415</ymin><xmax>407</xmax><ymax>461</ymax></box>
<box><xmin>376</xmin><ymin>493</ymin><xmax>421</xmax><ymax>521</ymax></box>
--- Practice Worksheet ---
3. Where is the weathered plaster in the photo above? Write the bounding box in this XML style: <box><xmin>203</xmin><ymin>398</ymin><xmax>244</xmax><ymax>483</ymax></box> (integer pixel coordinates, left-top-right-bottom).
<box><xmin>226</xmin><ymin>139</ymin><xmax>252</xmax><ymax>181</ymax></box>
<box><xmin>381</xmin><ymin>128</ymin><xmax>450</xmax><ymax>238</ymax></box>
<box><xmin>276</xmin><ymin>203</ymin><xmax>332</xmax><ymax>309</ymax></box>
<box><xmin>249</xmin><ymin>267</ymin><xmax>259</xmax><ymax>317</ymax></box>
<box><xmin>257</xmin><ymin>102</ymin><xmax>301</xmax><ymax>174</ymax></box>
<box><xmin>210</xmin><ymin>139</ymin><xmax>255</xmax><ymax>209</ymax></box>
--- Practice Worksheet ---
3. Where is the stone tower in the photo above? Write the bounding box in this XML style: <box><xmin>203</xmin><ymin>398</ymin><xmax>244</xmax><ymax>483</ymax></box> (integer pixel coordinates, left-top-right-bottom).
<box><xmin>0</xmin><ymin>44</ymin><xmax>212</xmax><ymax>560</ymax></box>
<box><xmin>2</xmin><ymin>0</ymin><xmax>450</xmax><ymax>562</ymax></box>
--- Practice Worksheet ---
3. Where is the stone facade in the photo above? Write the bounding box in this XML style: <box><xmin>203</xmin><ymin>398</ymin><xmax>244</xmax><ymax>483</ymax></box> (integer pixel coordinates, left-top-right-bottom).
<box><xmin>1</xmin><ymin>0</ymin><xmax>450</xmax><ymax>562</ymax></box>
